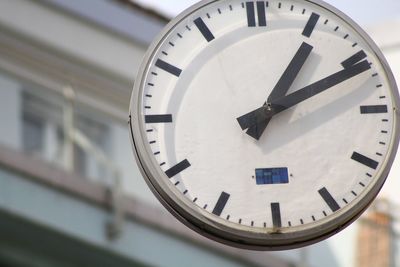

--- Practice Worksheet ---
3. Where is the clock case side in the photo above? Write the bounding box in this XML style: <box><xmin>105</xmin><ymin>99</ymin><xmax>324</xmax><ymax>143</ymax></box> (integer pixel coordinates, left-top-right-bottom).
<box><xmin>128</xmin><ymin>0</ymin><xmax>400</xmax><ymax>250</ymax></box>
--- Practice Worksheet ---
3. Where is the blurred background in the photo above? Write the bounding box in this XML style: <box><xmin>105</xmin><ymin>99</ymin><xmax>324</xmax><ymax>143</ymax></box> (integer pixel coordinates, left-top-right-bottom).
<box><xmin>0</xmin><ymin>0</ymin><xmax>398</xmax><ymax>266</ymax></box>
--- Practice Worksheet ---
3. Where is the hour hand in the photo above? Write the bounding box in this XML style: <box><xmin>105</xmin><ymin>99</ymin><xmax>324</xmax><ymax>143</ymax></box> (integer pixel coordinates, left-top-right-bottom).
<box><xmin>241</xmin><ymin>42</ymin><xmax>313</xmax><ymax>139</ymax></box>
<box><xmin>237</xmin><ymin>103</ymin><xmax>283</xmax><ymax>131</ymax></box>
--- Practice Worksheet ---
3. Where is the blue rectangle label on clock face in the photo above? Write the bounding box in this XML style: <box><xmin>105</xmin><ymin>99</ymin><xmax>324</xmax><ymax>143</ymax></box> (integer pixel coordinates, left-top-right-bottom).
<box><xmin>255</xmin><ymin>168</ymin><xmax>289</xmax><ymax>185</ymax></box>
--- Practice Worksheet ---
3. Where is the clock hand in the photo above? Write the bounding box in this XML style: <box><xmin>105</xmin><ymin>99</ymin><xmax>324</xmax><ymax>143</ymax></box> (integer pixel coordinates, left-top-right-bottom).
<box><xmin>237</xmin><ymin>59</ymin><xmax>371</xmax><ymax>130</ymax></box>
<box><xmin>246</xmin><ymin>42</ymin><xmax>313</xmax><ymax>140</ymax></box>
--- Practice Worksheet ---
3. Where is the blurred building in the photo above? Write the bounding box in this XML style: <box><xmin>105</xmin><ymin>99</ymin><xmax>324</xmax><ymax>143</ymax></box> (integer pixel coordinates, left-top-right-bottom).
<box><xmin>0</xmin><ymin>1</ymin><xmax>398</xmax><ymax>267</ymax></box>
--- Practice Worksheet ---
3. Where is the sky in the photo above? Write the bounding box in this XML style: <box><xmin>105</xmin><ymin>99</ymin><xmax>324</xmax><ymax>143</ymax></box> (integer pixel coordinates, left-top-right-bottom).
<box><xmin>135</xmin><ymin>0</ymin><xmax>400</xmax><ymax>26</ymax></box>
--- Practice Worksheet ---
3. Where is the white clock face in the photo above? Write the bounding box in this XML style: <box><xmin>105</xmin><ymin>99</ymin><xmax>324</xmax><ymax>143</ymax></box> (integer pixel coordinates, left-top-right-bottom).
<box><xmin>130</xmin><ymin>0</ymin><xmax>399</xmax><ymax>249</ymax></box>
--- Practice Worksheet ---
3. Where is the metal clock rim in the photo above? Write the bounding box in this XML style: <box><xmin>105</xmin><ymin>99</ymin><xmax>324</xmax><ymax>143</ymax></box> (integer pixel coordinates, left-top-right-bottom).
<box><xmin>129</xmin><ymin>0</ymin><xmax>400</xmax><ymax>250</ymax></box>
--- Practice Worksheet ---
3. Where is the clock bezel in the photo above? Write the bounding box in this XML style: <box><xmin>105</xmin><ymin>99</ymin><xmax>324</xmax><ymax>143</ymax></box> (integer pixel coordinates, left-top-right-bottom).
<box><xmin>129</xmin><ymin>0</ymin><xmax>400</xmax><ymax>250</ymax></box>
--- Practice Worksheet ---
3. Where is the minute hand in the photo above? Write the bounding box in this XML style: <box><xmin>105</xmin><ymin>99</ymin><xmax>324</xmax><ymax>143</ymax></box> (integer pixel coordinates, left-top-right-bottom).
<box><xmin>237</xmin><ymin>60</ymin><xmax>371</xmax><ymax>129</ymax></box>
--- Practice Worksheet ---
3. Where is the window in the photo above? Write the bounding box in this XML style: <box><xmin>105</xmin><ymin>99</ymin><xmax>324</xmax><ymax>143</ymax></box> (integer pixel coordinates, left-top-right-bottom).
<box><xmin>22</xmin><ymin>90</ymin><xmax>110</xmax><ymax>181</ymax></box>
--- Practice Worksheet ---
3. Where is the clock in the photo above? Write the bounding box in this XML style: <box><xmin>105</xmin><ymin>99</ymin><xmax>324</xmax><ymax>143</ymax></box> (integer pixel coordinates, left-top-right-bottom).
<box><xmin>129</xmin><ymin>0</ymin><xmax>399</xmax><ymax>250</ymax></box>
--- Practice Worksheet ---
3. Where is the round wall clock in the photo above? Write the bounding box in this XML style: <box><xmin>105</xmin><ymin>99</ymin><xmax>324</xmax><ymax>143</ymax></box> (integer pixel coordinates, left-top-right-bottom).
<box><xmin>129</xmin><ymin>0</ymin><xmax>399</xmax><ymax>250</ymax></box>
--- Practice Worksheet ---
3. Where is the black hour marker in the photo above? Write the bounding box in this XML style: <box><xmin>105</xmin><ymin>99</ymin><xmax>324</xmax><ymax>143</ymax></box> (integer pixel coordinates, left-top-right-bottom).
<box><xmin>246</xmin><ymin>2</ymin><xmax>256</xmax><ymax>27</ymax></box>
<box><xmin>145</xmin><ymin>114</ymin><xmax>173</xmax><ymax>123</ymax></box>
<box><xmin>319</xmin><ymin>187</ymin><xmax>340</xmax><ymax>212</ymax></box>
<box><xmin>271</xmin><ymin>202</ymin><xmax>282</xmax><ymax>228</ymax></box>
<box><xmin>302</xmin><ymin>12</ymin><xmax>320</xmax><ymax>37</ymax></box>
<box><xmin>194</xmin><ymin>17</ymin><xmax>215</xmax><ymax>42</ymax></box>
<box><xmin>246</xmin><ymin>1</ymin><xmax>267</xmax><ymax>27</ymax></box>
<box><xmin>155</xmin><ymin>59</ymin><xmax>182</xmax><ymax>77</ymax></box>
<box><xmin>257</xmin><ymin>1</ymin><xmax>267</xmax><ymax>27</ymax></box>
<box><xmin>165</xmin><ymin>159</ymin><xmax>191</xmax><ymax>178</ymax></box>
<box><xmin>341</xmin><ymin>50</ymin><xmax>367</xmax><ymax>68</ymax></box>
<box><xmin>351</xmin><ymin>152</ymin><xmax>379</xmax><ymax>170</ymax></box>
<box><xmin>212</xmin><ymin>192</ymin><xmax>230</xmax><ymax>216</ymax></box>
<box><xmin>360</xmin><ymin>105</ymin><xmax>388</xmax><ymax>114</ymax></box>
